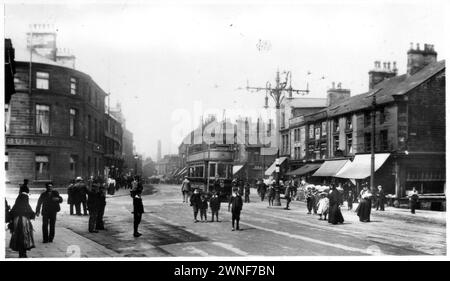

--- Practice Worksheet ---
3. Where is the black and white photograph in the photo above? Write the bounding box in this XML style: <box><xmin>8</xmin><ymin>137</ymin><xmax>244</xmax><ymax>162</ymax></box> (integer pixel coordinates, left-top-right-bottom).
<box><xmin>1</xmin><ymin>0</ymin><xmax>448</xmax><ymax>266</ymax></box>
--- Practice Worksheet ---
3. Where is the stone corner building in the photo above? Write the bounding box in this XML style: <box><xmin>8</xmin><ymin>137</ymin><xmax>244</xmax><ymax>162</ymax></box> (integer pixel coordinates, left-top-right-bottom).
<box><xmin>5</xmin><ymin>26</ymin><xmax>116</xmax><ymax>187</ymax></box>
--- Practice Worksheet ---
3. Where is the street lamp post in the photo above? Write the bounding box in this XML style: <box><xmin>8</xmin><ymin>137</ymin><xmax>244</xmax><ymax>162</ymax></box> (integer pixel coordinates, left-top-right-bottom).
<box><xmin>134</xmin><ymin>154</ymin><xmax>139</xmax><ymax>176</ymax></box>
<box><xmin>368</xmin><ymin>88</ymin><xmax>382</xmax><ymax>193</ymax></box>
<box><xmin>246</xmin><ymin>70</ymin><xmax>309</xmax><ymax>206</ymax></box>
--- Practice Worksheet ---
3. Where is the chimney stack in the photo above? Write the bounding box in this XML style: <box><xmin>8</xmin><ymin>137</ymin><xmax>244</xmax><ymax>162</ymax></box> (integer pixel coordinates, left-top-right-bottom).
<box><xmin>368</xmin><ymin>60</ymin><xmax>397</xmax><ymax>90</ymax></box>
<box><xmin>407</xmin><ymin>42</ymin><xmax>437</xmax><ymax>75</ymax></box>
<box><xmin>327</xmin><ymin>82</ymin><xmax>350</xmax><ymax>107</ymax></box>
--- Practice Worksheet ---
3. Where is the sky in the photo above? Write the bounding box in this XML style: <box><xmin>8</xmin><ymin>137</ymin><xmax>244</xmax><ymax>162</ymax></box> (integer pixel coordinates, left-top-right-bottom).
<box><xmin>3</xmin><ymin>0</ymin><xmax>448</xmax><ymax>160</ymax></box>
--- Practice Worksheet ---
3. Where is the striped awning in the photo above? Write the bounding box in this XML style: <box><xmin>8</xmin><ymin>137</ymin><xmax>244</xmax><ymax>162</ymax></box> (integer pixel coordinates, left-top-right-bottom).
<box><xmin>312</xmin><ymin>159</ymin><xmax>349</xmax><ymax>177</ymax></box>
<box><xmin>285</xmin><ymin>163</ymin><xmax>322</xmax><ymax>176</ymax></box>
<box><xmin>265</xmin><ymin>157</ymin><xmax>288</xmax><ymax>176</ymax></box>
<box><xmin>233</xmin><ymin>165</ymin><xmax>245</xmax><ymax>175</ymax></box>
<box><xmin>335</xmin><ymin>153</ymin><xmax>390</xmax><ymax>179</ymax></box>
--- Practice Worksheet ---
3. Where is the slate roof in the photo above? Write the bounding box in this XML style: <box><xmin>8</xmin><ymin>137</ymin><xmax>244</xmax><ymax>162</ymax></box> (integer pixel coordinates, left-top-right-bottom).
<box><xmin>287</xmin><ymin>97</ymin><xmax>327</xmax><ymax>108</ymax></box>
<box><xmin>304</xmin><ymin>60</ymin><xmax>445</xmax><ymax>121</ymax></box>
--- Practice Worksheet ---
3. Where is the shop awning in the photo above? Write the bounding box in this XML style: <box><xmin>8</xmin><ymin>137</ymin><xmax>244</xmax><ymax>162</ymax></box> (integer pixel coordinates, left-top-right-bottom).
<box><xmin>285</xmin><ymin>163</ymin><xmax>322</xmax><ymax>176</ymax></box>
<box><xmin>233</xmin><ymin>165</ymin><xmax>245</xmax><ymax>175</ymax></box>
<box><xmin>264</xmin><ymin>157</ymin><xmax>288</xmax><ymax>176</ymax></box>
<box><xmin>335</xmin><ymin>153</ymin><xmax>391</xmax><ymax>179</ymax></box>
<box><xmin>312</xmin><ymin>159</ymin><xmax>349</xmax><ymax>177</ymax></box>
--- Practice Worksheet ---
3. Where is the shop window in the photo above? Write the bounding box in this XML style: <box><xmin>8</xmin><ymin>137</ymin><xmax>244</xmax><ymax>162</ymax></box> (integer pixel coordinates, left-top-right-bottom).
<box><xmin>36</xmin><ymin>104</ymin><xmax>50</xmax><ymax>135</ymax></box>
<box><xmin>209</xmin><ymin>163</ymin><xmax>216</xmax><ymax>177</ymax></box>
<box><xmin>35</xmin><ymin>155</ymin><xmax>50</xmax><ymax>180</ymax></box>
<box><xmin>36</xmin><ymin>71</ymin><xmax>49</xmax><ymax>90</ymax></box>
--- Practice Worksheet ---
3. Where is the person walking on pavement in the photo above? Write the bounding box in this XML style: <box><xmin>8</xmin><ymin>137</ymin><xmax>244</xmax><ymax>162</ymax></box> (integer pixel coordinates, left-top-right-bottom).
<box><xmin>267</xmin><ymin>182</ymin><xmax>275</xmax><ymax>207</ymax></box>
<box><xmin>347</xmin><ymin>190</ymin><xmax>354</xmax><ymax>211</ymax></box>
<box><xmin>96</xmin><ymin>177</ymin><xmax>107</xmax><ymax>230</ymax></box>
<box><xmin>181</xmin><ymin>176</ymin><xmax>191</xmax><ymax>203</ymax></box>
<box><xmin>35</xmin><ymin>183</ymin><xmax>63</xmax><ymax>243</ymax></box>
<box><xmin>199</xmin><ymin>194</ymin><xmax>208</xmax><ymax>222</ymax></box>
<box><xmin>327</xmin><ymin>185</ymin><xmax>344</xmax><ymax>225</ymax></box>
<box><xmin>9</xmin><ymin>185</ymin><xmax>35</xmax><ymax>258</ymax></box>
<box><xmin>257</xmin><ymin>179</ymin><xmax>267</xmax><ymax>201</ymax></box>
<box><xmin>305</xmin><ymin>186</ymin><xmax>315</xmax><ymax>214</ymax></box>
<box><xmin>67</xmin><ymin>179</ymin><xmax>75</xmax><ymax>215</ymax></box>
<box><xmin>74</xmin><ymin>177</ymin><xmax>88</xmax><ymax>216</ymax></box>
<box><xmin>356</xmin><ymin>185</ymin><xmax>372</xmax><ymax>222</ymax></box>
<box><xmin>409</xmin><ymin>187</ymin><xmax>419</xmax><ymax>214</ymax></box>
<box><xmin>284</xmin><ymin>183</ymin><xmax>292</xmax><ymax>210</ymax></box>
<box><xmin>209</xmin><ymin>192</ymin><xmax>221</xmax><ymax>222</ymax></box>
<box><xmin>19</xmin><ymin>179</ymin><xmax>30</xmax><ymax>194</ymax></box>
<box><xmin>228</xmin><ymin>188</ymin><xmax>243</xmax><ymax>231</ymax></box>
<box><xmin>87</xmin><ymin>178</ymin><xmax>101</xmax><ymax>233</ymax></box>
<box><xmin>131</xmin><ymin>179</ymin><xmax>144</xmax><ymax>237</ymax></box>
<box><xmin>244</xmin><ymin>182</ymin><xmax>251</xmax><ymax>203</ymax></box>
<box><xmin>190</xmin><ymin>187</ymin><xmax>202</xmax><ymax>223</ymax></box>
<box><xmin>376</xmin><ymin>185</ymin><xmax>386</xmax><ymax>211</ymax></box>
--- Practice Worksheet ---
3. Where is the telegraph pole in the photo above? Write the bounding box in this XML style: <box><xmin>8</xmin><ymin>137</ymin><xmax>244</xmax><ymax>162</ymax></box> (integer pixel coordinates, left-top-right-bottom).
<box><xmin>245</xmin><ymin>70</ymin><xmax>309</xmax><ymax>206</ymax></box>
<box><xmin>369</xmin><ymin>88</ymin><xmax>382</xmax><ymax>193</ymax></box>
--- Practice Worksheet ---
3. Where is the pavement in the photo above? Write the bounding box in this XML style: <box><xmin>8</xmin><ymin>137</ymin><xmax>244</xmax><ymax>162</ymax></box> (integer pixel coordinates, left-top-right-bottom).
<box><xmin>4</xmin><ymin>184</ymin><xmax>447</xmax><ymax>258</ymax></box>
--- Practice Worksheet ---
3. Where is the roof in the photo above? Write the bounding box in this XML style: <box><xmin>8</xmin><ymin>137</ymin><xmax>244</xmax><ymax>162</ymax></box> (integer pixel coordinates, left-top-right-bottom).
<box><xmin>286</xmin><ymin>98</ymin><xmax>327</xmax><ymax>109</ymax></box>
<box><xmin>305</xmin><ymin>60</ymin><xmax>445</xmax><ymax>120</ymax></box>
<box><xmin>15</xmin><ymin>47</ymin><xmax>66</xmax><ymax>68</ymax></box>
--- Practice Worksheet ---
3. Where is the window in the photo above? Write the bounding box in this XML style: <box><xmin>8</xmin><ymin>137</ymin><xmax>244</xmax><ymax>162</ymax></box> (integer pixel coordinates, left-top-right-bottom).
<box><xmin>217</xmin><ymin>163</ymin><xmax>226</xmax><ymax>178</ymax></box>
<box><xmin>5</xmin><ymin>153</ymin><xmax>8</xmax><ymax>171</ymax></box>
<box><xmin>36</xmin><ymin>72</ymin><xmax>49</xmax><ymax>89</ymax></box>
<box><xmin>334</xmin><ymin>119</ymin><xmax>340</xmax><ymax>132</ymax></box>
<box><xmin>364</xmin><ymin>111</ymin><xmax>372</xmax><ymax>127</ymax></box>
<box><xmin>70</xmin><ymin>77</ymin><xmax>77</xmax><ymax>95</ymax></box>
<box><xmin>70</xmin><ymin>155</ymin><xmax>78</xmax><ymax>177</ymax></box>
<box><xmin>309</xmin><ymin>125</ymin><xmax>314</xmax><ymax>139</ymax></box>
<box><xmin>314</xmin><ymin>126</ymin><xmax>320</xmax><ymax>140</ymax></box>
<box><xmin>379</xmin><ymin>107</ymin><xmax>386</xmax><ymax>124</ymax></box>
<box><xmin>209</xmin><ymin>163</ymin><xmax>216</xmax><ymax>177</ymax></box>
<box><xmin>94</xmin><ymin>118</ymin><xmax>98</xmax><ymax>142</ymax></box>
<box><xmin>88</xmin><ymin>115</ymin><xmax>92</xmax><ymax>141</ymax></box>
<box><xmin>334</xmin><ymin>136</ymin><xmax>340</xmax><ymax>151</ymax></box>
<box><xmin>364</xmin><ymin>133</ymin><xmax>372</xmax><ymax>152</ymax></box>
<box><xmin>321</xmin><ymin>122</ymin><xmax>327</xmax><ymax>136</ymax></box>
<box><xmin>36</xmin><ymin>104</ymin><xmax>50</xmax><ymax>135</ymax></box>
<box><xmin>346</xmin><ymin>116</ymin><xmax>353</xmax><ymax>130</ymax></box>
<box><xmin>346</xmin><ymin>134</ymin><xmax>353</xmax><ymax>154</ymax></box>
<box><xmin>380</xmin><ymin>130</ymin><xmax>388</xmax><ymax>151</ymax></box>
<box><xmin>69</xmin><ymin>108</ymin><xmax>77</xmax><ymax>136</ymax></box>
<box><xmin>5</xmin><ymin>104</ymin><xmax>10</xmax><ymax>133</ymax></box>
<box><xmin>35</xmin><ymin>155</ymin><xmax>50</xmax><ymax>180</ymax></box>
<box><xmin>281</xmin><ymin>112</ymin><xmax>285</xmax><ymax>128</ymax></box>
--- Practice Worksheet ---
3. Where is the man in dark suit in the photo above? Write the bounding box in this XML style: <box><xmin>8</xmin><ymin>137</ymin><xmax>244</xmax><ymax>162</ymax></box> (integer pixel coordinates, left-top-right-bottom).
<box><xmin>190</xmin><ymin>188</ymin><xmax>202</xmax><ymax>223</ymax></box>
<box><xmin>35</xmin><ymin>183</ymin><xmax>63</xmax><ymax>243</ymax></box>
<box><xmin>131</xmin><ymin>178</ymin><xmax>144</xmax><ymax>237</ymax></box>
<box><xmin>376</xmin><ymin>185</ymin><xmax>386</xmax><ymax>211</ymax></box>
<box><xmin>228</xmin><ymin>188</ymin><xmax>243</xmax><ymax>231</ymax></box>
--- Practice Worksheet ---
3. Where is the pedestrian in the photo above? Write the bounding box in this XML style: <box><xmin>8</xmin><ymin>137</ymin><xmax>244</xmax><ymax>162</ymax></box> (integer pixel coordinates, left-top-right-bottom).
<box><xmin>284</xmin><ymin>183</ymin><xmax>292</xmax><ymax>210</ymax></box>
<box><xmin>107</xmin><ymin>177</ymin><xmax>116</xmax><ymax>195</ymax></box>
<box><xmin>256</xmin><ymin>179</ymin><xmax>267</xmax><ymax>201</ymax></box>
<box><xmin>200</xmin><ymin>195</ymin><xmax>208</xmax><ymax>222</ymax></box>
<box><xmin>228</xmin><ymin>188</ymin><xmax>243</xmax><ymax>231</ymax></box>
<box><xmin>190</xmin><ymin>188</ymin><xmax>202</xmax><ymax>223</ymax></box>
<box><xmin>327</xmin><ymin>185</ymin><xmax>344</xmax><ymax>225</ymax></box>
<box><xmin>73</xmin><ymin>177</ymin><xmax>88</xmax><ymax>216</ymax></box>
<box><xmin>87</xmin><ymin>178</ymin><xmax>101</xmax><ymax>233</ymax></box>
<box><xmin>181</xmin><ymin>176</ymin><xmax>191</xmax><ymax>203</ymax></box>
<box><xmin>35</xmin><ymin>182</ymin><xmax>63</xmax><ymax>243</ymax></box>
<box><xmin>209</xmin><ymin>192</ymin><xmax>221</xmax><ymax>222</ymax></box>
<box><xmin>356</xmin><ymin>185</ymin><xmax>372</xmax><ymax>222</ymax></box>
<box><xmin>96</xmin><ymin>177</ymin><xmax>107</xmax><ymax>230</ymax></box>
<box><xmin>19</xmin><ymin>179</ymin><xmax>30</xmax><ymax>194</ymax></box>
<box><xmin>67</xmin><ymin>179</ymin><xmax>75</xmax><ymax>215</ymax></box>
<box><xmin>9</xmin><ymin>185</ymin><xmax>35</xmax><ymax>258</ymax></box>
<box><xmin>305</xmin><ymin>186</ymin><xmax>315</xmax><ymax>214</ymax></box>
<box><xmin>347</xmin><ymin>190</ymin><xmax>354</xmax><ymax>211</ymax></box>
<box><xmin>238</xmin><ymin>178</ymin><xmax>244</xmax><ymax>197</ymax></box>
<box><xmin>317</xmin><ymin>192</ymin><xmax>329</xmax><ymax>220</ymax></box>
<box><xmin>312</xmin><ymin>187</ymin><xmax>319</xmax><ymax>214</ymax></box>
<box><xmin>267</xmin><ymin>182</ymin><xmax>275</xmax><ymax>207</ymax></box>
<box><xmin>5</xmin><ymin>199</ymin><xmax>11</xmax><ymax>224</ymax></box>
<box><xmin>244</xmin><ymin>182</ymin><xmax>250</xmax><ymax>203</ymax></box>
<box><xmin>376</xmin><ymin>185</ymin><xmax>386</xmax><ymax>211</ymax></box>
<box><xmin>212</xmin><ymin>174</ymin><xmax>221</xmax><ymax>194</ymax></box>
<box><xmin>409</xmin><ymin>187</ymin><xmax>419</xmax><ymax>214</ymax></box>
<box><xmin>131</xmin><ymin>180</ymin><xmax>144</xmax><ymax>237</ymax></box>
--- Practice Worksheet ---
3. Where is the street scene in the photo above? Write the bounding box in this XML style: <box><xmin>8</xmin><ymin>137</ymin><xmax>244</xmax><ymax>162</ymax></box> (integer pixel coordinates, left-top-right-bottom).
<box><xmin>3</xmin><ymin>1</ymin><xmax>448</xmax><ymax>259</ymax></box>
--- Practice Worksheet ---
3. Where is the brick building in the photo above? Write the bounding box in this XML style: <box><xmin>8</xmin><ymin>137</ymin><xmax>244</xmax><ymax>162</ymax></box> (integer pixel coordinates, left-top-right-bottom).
<box><xmin>282</xmin><ymin>43</ymin><xmax>445</xmax><ymax>209</ymax></box>
<box><xmin>5</xmin><ymin>28</ymin><xmax>109</xmax><ymax>187</ymax></box>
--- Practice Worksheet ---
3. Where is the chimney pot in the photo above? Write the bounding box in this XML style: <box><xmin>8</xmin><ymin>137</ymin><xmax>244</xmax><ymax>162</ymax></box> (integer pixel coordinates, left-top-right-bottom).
<box><xmin>337</xmin><ymin>82</ymin><xmax>342</xmax><ymax>89</ymax></box>
<box><xmin>416</xmin><ymin>43</ymin><xmax>420</xmax><ymax>50</ymax></box>
<box><xmin>387</xmin><ymin>62</ymin><xmax>391</xmax><ymax>70</ymax></box>
<box><xmin>332</xmin><ymin>82</ymin><xmax>335</xmax><ymax>89</ymax></box>
<box><xmin>410</xmin><ymin>42</ymin><xmax>414</xmax><ymax>50</ymax></box>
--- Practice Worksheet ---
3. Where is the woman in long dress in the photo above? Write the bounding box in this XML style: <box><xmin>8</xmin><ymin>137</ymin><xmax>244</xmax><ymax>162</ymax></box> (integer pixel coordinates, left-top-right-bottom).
<box><xmin>327</xmin><ymin>185</ymin><xmax>344</xmax><ymax>224</ymax></box>
<box><xmin>356</xmin><ymin>186</ymin><xmax>372</xmax><ymax>222</ymax></box>
<box><xmin>9</xmin><ymin>187</ymin><xmax>35</xmax><ymax>258</ymax></box>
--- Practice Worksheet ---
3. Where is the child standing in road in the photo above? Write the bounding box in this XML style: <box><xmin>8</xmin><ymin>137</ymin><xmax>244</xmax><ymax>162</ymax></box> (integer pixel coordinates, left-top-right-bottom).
<box><xmin>209</xmin><ymin>192</ymin><xmax>221</xmax><ymax>222</ymax></box>
<box><xmin>200</xmin><ymin>195</ymin><xmax>208</xmax><ymax>222</ymax></box>
<box><xmin>317</xmin><ymin>192</ymin><xmax>329</xmax><ymax>220</ymax></box>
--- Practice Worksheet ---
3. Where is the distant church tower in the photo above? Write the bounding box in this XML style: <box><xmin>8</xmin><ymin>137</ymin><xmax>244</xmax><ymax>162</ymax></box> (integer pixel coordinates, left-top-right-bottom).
<box><xmin>157</xmin><ymin>140</ymin><xmax>162</xmax><ymax>162</ymax></box>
